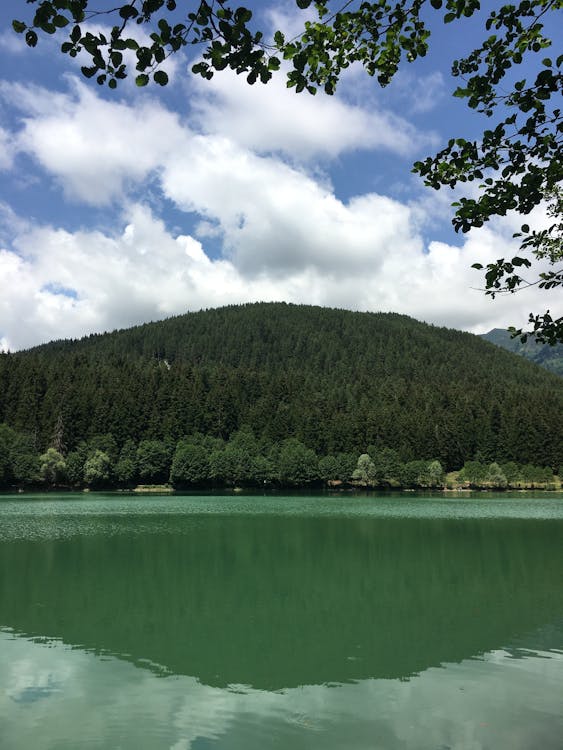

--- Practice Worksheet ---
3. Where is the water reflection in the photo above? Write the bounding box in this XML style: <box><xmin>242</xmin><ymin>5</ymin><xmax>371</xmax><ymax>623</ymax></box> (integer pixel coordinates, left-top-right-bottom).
<box><xmin>1</xmin><ymin>630</ymin><xmax>561</xmax><ymax>750</ymax></box>
<box><xmin>1</xmin><ymin>496</ymin><xmax>562</xmax><ymax>749</ymax></box>
<box><xmin>0</xmin><ymin>505</ymin><xmax>562</xmax><ymax>689</ymax></box>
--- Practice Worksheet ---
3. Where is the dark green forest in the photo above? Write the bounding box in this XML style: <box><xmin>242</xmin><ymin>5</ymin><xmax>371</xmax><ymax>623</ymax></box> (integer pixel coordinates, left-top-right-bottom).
<box><xmin>0</xmin><ymin>303</ymin><xmax>561</xmax><ymax>489</ymax></box>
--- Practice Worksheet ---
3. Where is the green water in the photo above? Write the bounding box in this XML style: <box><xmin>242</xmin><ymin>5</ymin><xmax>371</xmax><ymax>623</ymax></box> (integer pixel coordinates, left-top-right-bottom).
<box><xmin>0</xmin><ymin>492</ymin><xmax>562</xmax><ymax>749</ymax></box>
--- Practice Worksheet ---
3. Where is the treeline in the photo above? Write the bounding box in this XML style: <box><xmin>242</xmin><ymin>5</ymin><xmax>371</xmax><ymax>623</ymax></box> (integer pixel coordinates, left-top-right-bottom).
<box><xmin>0</xmin><ymin>423</ymin><xmax>558</xmax><ymax>491</ymax></box>
<box><xmin>456</xmin><ymin>460</ymin><xmax>556</xmax><ymax>489</ymax></box>
<box><xmin>0</xmin><ymin>303</ymin><xmax>561</xmax><ymax>472</ymax></box>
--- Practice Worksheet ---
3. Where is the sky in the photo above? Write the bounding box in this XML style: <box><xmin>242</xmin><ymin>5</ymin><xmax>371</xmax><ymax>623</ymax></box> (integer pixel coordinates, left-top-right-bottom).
<box><xmin>0</xmin><ymin>0</ymin><xmax>560</xmax><ymax>351</ymax></box>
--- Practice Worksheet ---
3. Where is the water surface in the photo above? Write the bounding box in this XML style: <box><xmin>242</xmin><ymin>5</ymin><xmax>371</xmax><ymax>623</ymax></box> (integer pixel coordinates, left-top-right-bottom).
<box><xmin>1</xmin><ymin>492</ymin><xmax>562</xmax><ymax>748</ymax></box>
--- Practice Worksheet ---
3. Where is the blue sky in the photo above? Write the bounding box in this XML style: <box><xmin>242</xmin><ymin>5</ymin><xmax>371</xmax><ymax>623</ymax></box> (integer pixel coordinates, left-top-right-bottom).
<box><xmin>0</xmin><ymin>0</ymin><xmax>560</xmax><ymax>350</ymax></box>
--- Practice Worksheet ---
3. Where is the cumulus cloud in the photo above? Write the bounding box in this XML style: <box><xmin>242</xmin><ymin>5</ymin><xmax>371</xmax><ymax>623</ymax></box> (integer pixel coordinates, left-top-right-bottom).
<box><xmin>0</xmin><ymin>79</ymin><xmax>558</xmax><ymax>351</ymax></box>
<box><xmin>1</xmin><ymin>198</ymin><xmax>558</xmax><ymax>352</ymax></box>
<box><xmin>187</xmin><ymin>68</ymin><xmax>431</xmax><ymax>159</ymax></box>
<box><xmin>159</xmin><ymin>133</ymin><xmax>421</xmax><ymax>275</ymax></box>
<box><xmin>1</xmin><ymin>79</ymin><xmax>185</xmax><ymax>205</ymax></box>
<box><xmin>0</xmin><ymin>204</ymin><xmax>280</xmax><ymax>350</ymax></box>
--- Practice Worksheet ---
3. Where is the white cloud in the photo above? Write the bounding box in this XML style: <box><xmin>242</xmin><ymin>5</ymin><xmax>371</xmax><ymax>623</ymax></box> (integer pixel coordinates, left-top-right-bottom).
<box><xmin>1</xmin><ymin>79</ymin><xmax>185</xmax><ymax>205</ymax></box>
<box><xmin>187</xmin><ymin>68</ymin><xmax>429</xmax><ymax>159</ymax></box>
<box><xmin>0</xmin><ymin>204</ymin><xmax>282</xmax><ymax>350</ymax></box>
<box><xmin>0</xmin><ymin>30</ymin><xmax>28</xmax><ymax>55</ymax></box>
<box><xmin>0</xmin><ymin>126</ymin><xmax>14</xmax><ymax>170</ymax></box>
<box><xmin>395</xmin><ymin>71</ymin><xmax>447</xmax><ymax>114</ymax></box>
<box><xmin>263</xmin><ymin>1</ymin><xmax>318</xmax><ymax>41</ymax></box>
<box><xmin>0</xmin><ymin>201</ymin><xmax>31</xmax><ymax>243</ymax></box>
<box><xmin>1</xmin><ymin>199</ymin><xmax>559</xmax><ymax>352</ymax></box>
<box><xmin>0</xmin><ymin>80</ymin><xmax>559</xmax><ymax>351</ymax></box>
<box><xmin>159</xmin><ymin>133</ymin><xmax>421</xmax><ymax>275</ymax></box>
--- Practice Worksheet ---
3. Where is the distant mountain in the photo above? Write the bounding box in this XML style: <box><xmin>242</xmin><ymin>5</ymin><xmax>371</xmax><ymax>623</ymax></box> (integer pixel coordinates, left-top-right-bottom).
<box><xmin>481</xmin><ymin>329</ymin><xmax>563</xmax><ymax>376</ymax></box>
<box><xmin>1</xmin><ymin>303</ymin><xmax>561</xmax><ymax>470</ymax></box>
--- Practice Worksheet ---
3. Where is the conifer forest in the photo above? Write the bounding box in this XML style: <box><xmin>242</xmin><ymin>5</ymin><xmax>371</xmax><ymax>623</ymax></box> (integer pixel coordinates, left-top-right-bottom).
<box><xmin>1</xmin><ymin>303</ymin><xmax>561</xmax><ymax>490</ymax></box>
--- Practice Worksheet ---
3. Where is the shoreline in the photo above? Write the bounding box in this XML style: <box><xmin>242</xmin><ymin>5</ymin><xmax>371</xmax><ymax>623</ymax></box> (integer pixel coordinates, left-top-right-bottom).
<box><xmin>2</xmin><ymin>485</ymin><xmax>562</xmax><ymax>496</ymax></box>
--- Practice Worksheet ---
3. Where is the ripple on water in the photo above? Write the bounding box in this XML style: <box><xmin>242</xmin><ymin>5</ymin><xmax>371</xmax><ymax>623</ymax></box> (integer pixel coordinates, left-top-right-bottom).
<box><xmin>1</xmin><ymin>491</ymin><xmax>563</xmax><ymax>542</ymax></box>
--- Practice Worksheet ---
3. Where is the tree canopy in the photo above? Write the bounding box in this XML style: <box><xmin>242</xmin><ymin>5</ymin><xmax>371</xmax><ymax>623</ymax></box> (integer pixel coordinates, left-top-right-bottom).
<box><xmin>1</xmin><ymin>303</ymin><xmax>561</xmax><ymax>475</ymax></box>
<box><xmin>13</xmin><ymin>0</ymin><xmax>563</xmax><ymax>343</ymax></box>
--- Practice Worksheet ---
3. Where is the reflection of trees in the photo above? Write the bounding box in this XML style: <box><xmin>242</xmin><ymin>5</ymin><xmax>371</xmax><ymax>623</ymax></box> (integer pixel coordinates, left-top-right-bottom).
<box><xmin>1</xmin><ymin>514</ymin><xmax>562</xmax><ymax>690</ymax></box>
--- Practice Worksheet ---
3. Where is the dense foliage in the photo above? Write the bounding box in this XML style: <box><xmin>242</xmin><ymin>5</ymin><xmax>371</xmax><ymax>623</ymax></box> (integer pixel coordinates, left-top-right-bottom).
<box><xmin>0</xmin><ymin>303</ymin><xmax>561</xmax><ymax>490</ymax></box>
<box><xmin>13</xmin><ymin>0</ymin><xmax>563</xmax><ymax>343</ymax></box>
<box><xmin>0</xmin><ymin>421</ymin><xmax>558</xmax><ymax>491</ymax></box>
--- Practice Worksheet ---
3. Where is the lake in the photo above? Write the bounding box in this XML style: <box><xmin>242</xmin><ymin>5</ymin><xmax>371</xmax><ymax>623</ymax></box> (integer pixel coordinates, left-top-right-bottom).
<box><xmin>1</xmin><ymin>492</ymin><xmax>562</xmax><ymax>749</ymax></box>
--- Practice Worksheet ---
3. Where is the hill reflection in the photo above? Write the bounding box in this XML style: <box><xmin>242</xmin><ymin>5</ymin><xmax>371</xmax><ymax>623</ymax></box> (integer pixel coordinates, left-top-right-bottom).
<box><xmin>1</xmin><ymin>512</ymin><xmax>562</xmax><ymax>689</ymax></box>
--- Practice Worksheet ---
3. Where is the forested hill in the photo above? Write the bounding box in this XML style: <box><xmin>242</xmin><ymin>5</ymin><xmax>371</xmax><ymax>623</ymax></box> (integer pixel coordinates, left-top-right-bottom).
<box><xmin>481</xmin><ymin>328</ymin><xmax>563</xmax><ymax>377</ymax></box>
<box><xmin>1</xmin><ymin>303</ymin><xmax>561</xmax><ymax>471</ymax></box>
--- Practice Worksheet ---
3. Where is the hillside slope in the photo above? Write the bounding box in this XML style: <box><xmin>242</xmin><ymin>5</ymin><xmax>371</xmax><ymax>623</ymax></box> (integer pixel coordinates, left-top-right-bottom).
<box><xmin>1</xmin><ymin>303</ymin><xmax>561</xmax><ymax>469</ymax></box>
<box><xmin>481</xmin><ymin>328</ymin><xmax>563</xmax><ymax>376</ymax></box>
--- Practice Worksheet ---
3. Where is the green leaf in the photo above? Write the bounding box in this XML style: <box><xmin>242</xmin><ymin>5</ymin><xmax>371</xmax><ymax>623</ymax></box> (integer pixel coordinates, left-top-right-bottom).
<box><xmin>25</xmin><ymin>30</ymin><xmax>38</xmax><ymax>47</ymax></box>
<box><xmin>12</xmin><ymin>20</ymin><xmax>26</xmax><ymax>34</ymax></box>
<box><xmin>53</xmin><ymin>14</ymin><xmax>69</xmax><ymax>28</ymax></box>
<box><xmin>110</xmin><ymin>51</ymin><xmax>123</xmax><ymax>67</ymax></box>
<box><xmin>153</xmin><ymin>70</ymin><xmax>169</xmax><ymax>86</ymax></box>
<box><xmin>119</xmin><ymin>5</ymin><xmax>139</xmax><ymax>20</ymax></box>
<box><xmin>135</xmin><ymin>73</ymin><xmax>149</xmax><ymax>86</ymax></box>
<box><xmin>235</xmin><ymin>7</ymin><xmax>252</xmax><ymax>23</ymax></box>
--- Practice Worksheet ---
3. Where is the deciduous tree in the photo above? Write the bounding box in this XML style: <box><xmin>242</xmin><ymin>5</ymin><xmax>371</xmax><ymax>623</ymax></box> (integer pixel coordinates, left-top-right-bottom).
<box><xmin>485</xmin><ymin>461</ymin><xmax>507</xmax><ymax>488</ymax></box>
<box><xmin>40</xmin><ymin>447</ymin><xmax>67</xmax><ymax>485</ymax></box>
<box><xmin>278</xmin><ymin>437</ymin><xmax>318</xmax><ymax>485</ymax></box>
<box><xmin>352</xmin><ymin>453</ymin><xmax>377</xmax><ymax>485</ymax></box>
<box><xmin>170</xmin><ymin>441</ymin><xmax>209</xmax><ymax>485</ymax></box>
<box><xmin>137</xmin><ymin>439</ymin><xmax>170</xmax><ymax>483</ymax></box>
<box><xmin>84</xmin><ymin>448</ymin><xmax>112</xmax><ymax>486</ymax></box>
<box><xmin>115</xmin><ymin>439</ymin><xmax>138</xmax><ymax>484</ymax></box>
